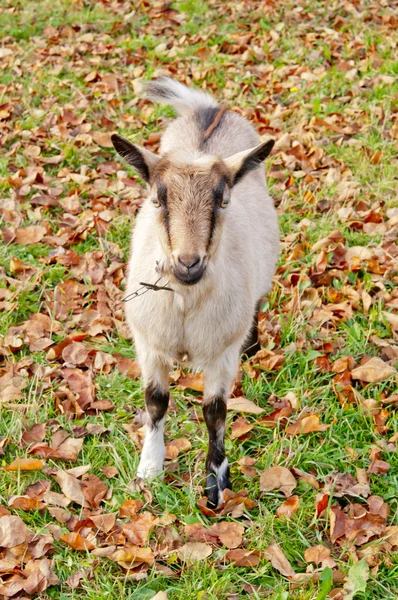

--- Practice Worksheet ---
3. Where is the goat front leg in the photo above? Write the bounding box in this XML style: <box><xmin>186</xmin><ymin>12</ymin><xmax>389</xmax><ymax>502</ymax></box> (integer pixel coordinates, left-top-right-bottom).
<box><xmin>202</xmin><ymin>347</ymin><xmax>239</xmax><ymax>507</ymax></box>
<box><xmin>135</xmin><ymin>344</ymin><xmax>170</xmax><ymax>480</ymax></box>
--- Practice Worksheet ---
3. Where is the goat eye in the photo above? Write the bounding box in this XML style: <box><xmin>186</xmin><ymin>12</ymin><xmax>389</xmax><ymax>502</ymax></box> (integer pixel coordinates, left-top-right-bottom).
<box><xmin>220</xmin><ymin>190</ymin><xmax>230</xmax><ymax>208</ymax></box>
<box><xmin>152</xmin><ymin>197</ymin><xmax>161</xmax><ymax>207</ymax></box>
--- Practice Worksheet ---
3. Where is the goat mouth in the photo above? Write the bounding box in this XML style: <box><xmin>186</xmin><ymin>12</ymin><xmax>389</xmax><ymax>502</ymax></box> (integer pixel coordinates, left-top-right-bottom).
<box><xmin>173</xmin><ymin>268</ymin><xmax>205</xmax><ymax>286</ymax></box>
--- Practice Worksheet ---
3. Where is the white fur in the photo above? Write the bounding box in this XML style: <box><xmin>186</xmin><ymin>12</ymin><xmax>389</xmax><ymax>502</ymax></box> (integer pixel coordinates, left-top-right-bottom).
<box><xmin>146</xmin><ymin>77</ymin><xmax>217</xmax><ymax>116</ymax></box>
<box><xmin>137</xmin><ymin>417</ymin><xmax>166</xmax><ymax>480</ymax></box>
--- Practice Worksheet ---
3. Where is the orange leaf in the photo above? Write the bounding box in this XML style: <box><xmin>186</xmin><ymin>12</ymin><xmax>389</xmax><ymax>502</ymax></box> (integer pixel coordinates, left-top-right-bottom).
<box><xmin>276</xmin><ymin>495</ymin><xmax>300</xmax><ymax>519</ymax></box>
<box><xmin>4</xmin><ymin>458</ymin><xmax>44</xmax><ymax>471</ymax></box>
<box><xmin>230</xmin><ymin>416</ymin><xmax>253</xmax><ymax>439</ymax></box>
<box><xmin>286</xmin><ymin>414</ymin><xmax>330</xmax><ymax>435</ymax></box>
<box><xmin>61</xmin><ymin>532</ymin><xmax>95</xmax><ymax>551</ymax></box>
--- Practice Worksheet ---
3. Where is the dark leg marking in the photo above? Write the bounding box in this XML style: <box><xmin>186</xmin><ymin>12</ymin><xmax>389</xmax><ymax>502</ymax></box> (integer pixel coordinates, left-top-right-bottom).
<box><xmin>241</xmin><ymin>300</ymin><xmax>261</xmax><ymax>358</ymax></box>
<box><xmin>145</xmin><ymin>384</ymin><xmax>169</xmax><ymax>428</ymax></box>
<box><xmin>203</xmin><ymin>396</ymin><xmax>231</xmax><ymax>508</ymax></box>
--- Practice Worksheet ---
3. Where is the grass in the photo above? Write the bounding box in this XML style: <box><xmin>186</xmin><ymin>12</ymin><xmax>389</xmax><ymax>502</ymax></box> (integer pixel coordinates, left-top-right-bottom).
<box><xmin>0</xmin><ymin>0</ymin><xmax>397</xmax><ymax>598</ymax></box>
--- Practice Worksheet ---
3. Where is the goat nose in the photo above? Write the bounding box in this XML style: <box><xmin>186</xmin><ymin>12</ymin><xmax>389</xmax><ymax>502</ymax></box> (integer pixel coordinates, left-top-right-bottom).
<box><xmin>178</xmin><ymin>255</ymin><xmax>200</xmax><ymax>269</ymax></box>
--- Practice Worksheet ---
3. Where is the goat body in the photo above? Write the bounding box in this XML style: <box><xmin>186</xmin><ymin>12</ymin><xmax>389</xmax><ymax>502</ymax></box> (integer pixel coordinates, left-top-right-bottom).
<box><xmin>112</xmin><ymin>78</ymin><xmax>279</xmax><ymax>506</ymax></box>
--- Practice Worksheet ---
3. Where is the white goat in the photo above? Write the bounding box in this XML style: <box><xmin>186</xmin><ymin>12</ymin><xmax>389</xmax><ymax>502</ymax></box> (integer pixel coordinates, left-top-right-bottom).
<box><xmin>112</xmin><ymin>78</ymin><xmax>279</xmax><ymax>507</ymax></box>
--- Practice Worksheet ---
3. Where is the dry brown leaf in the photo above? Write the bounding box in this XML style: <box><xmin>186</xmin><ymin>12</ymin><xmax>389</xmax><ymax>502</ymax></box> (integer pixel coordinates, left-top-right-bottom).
<box><xmin>225</xmin><ymin>549</ymin><xmax>261</xmax><ymax>567</ymax></box>
<box><xmin>276</xmin><ymin>495</ymin><xmax>300</xmax><ymax>519</ymax></box>
<box><xmin>101</xmin><ymin>466</ymin><xmax>119</xmax><ymax>478</ymax></box>
<box><xmin>62</xmin><ymin>342</ymin><xmax>89</xmax><ymax>365</ymax></box>
<box><xmin>92</xmin><ymin>131</ymin><xmax>114</xmax><ymax>148</ymax></box>
<box><xmin>15</xmin><ymin>225</ymin><xmax>46</xmax><ymax>245</ymax></box>
<box><xmin>122</xmin><ymin>512</ymin><xmax>158</xmax><ymax>546</ymax></box>
<box><xmin>81</xmin><ymin>474</ymin><xmax>108</xmax><ymax>508</ymax></box>
<box><xmin>227</xmin><ymin>396</ymin><xmax>265</xmax><ymax>414</ymax></box>
<box><xmin>61</xmin><ymin>532</ymin><xmax>95</xmax><ymax>551</ymax></box>
<box><xmin>304</xmin><ymin>544</ymin><xmax>337</xmax><ymax>569</ymax></box>
<box><xmin>230</xmin><ymin>416</ymin><xmax>253</xmax><ymax>439</ymax></box>
<box><xmin>176</xmin><ymin>541</ymin><xmax>212</xmax><ymax>562</ymax></box>
<box><xmin>21</xmin><ymin>423</ymin><xmax>47</xmax><ymax>446</ymax></box>
<box><xmin>119</xmin><ymin>499</ymin><xmax>144</xmax><ymax>517</ymax></box>
<box><xmin>185</xmin><ymin>521</ymin><xmax>244</xmax><ymax>549</ymax></box>
<box><xmin>259</xmin><ymin>466</ymin><xmax>297</xmax><ymax>497</ymax></box>
<box><xmin>52</xmin><ymin>469</ymin><xmax>86</xmax><ymax>506</ymax></box>
<box><xmin>264</xmin><ymin>543</ymin><xmax>295</xmax><ymax>577</ymax></box>
<box><xmin>110</xmin><ymin>545</ymin><xmax>154</xmax><ymax>568</ymax></box>
<box><xmin>0</xmin><ymin>515</ymin><xmax>30</xmax><ymax>548</ymax></box>
<box><xmin>351</xmin><ymin>357</ymin><xmax>396</xmax><ymax>383</ymax></box>
<box><xmin>286</xmin><ymin>414</ymin><xmax>330</xmax><ymax>435</ymax></box>
<box><xmin>175</xmin><ymin>372</ymin><xmax>203</xmax><ymax>391</ymax></box>
<box><xmin>165</xmin><ymin>437</ymin><xmax>192</xmax><ymax>459</ymax></box>
<box><xmin>8</xmin><ymin>495</ymin><xmax>46</xmax><ymax>511</ymax></box>
<box><xmin>90</xmin><ymin>513</ymin><xmax>116</xmax><ymax>533</ymax></box>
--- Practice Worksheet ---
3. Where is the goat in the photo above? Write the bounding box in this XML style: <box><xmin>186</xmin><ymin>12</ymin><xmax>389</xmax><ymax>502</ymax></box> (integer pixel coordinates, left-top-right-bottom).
<box><xmin>111</xmin><ymin>78</ymin><xmax>279</xmax><ymax>507</ymax></box>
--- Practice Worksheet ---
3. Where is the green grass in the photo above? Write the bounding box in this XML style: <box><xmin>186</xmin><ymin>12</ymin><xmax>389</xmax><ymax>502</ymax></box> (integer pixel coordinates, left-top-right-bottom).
<box><xmin>0</xmin><ymin>0</ymin><xmax>397</xmax><ymax>598</ymax></box>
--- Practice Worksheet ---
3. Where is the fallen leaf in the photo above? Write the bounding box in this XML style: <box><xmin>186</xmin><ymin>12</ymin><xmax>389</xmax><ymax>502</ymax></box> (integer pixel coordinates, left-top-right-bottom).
<box><xmin>264</xmin><ymin>543</ymin><xmax>295</xmax><ymax>578</ymax></box>
<box><xmin>227</xmin><ymin>396</ymin><xmax>265</xmax><ymax>414</ymax></box>
<box><xmin>286</xmin><ymin>414</ymin><xmax>330</xmax><ymax>435</ymax></box>
<box><xmin>276</xmin><ymin>495</ymin><xmax>300</xmax><ymax>519</ymax></box>
<box><xmin>101</xmin><ymin>466</ymin><xmax>119</xmax><ymax>478</ymax></box>
<box><xmin>52</xmin><ymin>469</ymin><xmax>86</xmax><ymax>506</ymax></box>
<box><xmin>225</xmin><ymin>549</ymin><xmax>261</xmax><ymax>567</ymax></box>
<box><xmin>119</xmin><ymin>499</ymin><xmax>144</xmax><ymax>517</ymax></box>
<box><xmin>259</xmin><ymin>466</ymin><xmax>297</xmax><ymax>497</ymax></box>
<box><xmin>165</xmin><ymin>437</ymin><xmax>192</xmax><ymax>459</ymax></box>
<box><xmin>110</xmin><ymin>545</ymin><xmax>154</xmax><ymax>568</ymax></box>
<box><xmin>122</xmin><ymin>512</ymin><xmax>158</xmax><ymax>546</ymax></box>
<box><xmin>304</xmin><ymin>545</ymin><xmax>337</xmax><ymax>569</ymax></box>
<box><xmin>15</xmin><ymin>225</ymin><xmax>46</xmax><ymax>245</ymax></box>
<box><xmin>351</xmin><ymin>357</ymin><xmax>396</xmax><ymax>383</ymax></box>
<box><xmin>4</xmin><ymin>458</ymin><xmax>44</xmax><ymax>471</ymax></box>
<box><xmin>175</xmin><ymin>372</ymin><xmax>203</xmax><ymax>391</ymax></box>
<box><xmin>62</xmin><ymin>342</ymin><xmax>89</xmax><ymax>365</ymax></box>
<box><xmin>176</xmin><ymin>541</ymin><xmax>212</xmax><ymax>562</ymax></box>
<box><xmin>185</xmin><ymin>521</ymin><xmax>244</xmax><ymax>549</ymax></box>
<box><xmin>230</xmin><ymin>416</ymin><xmax>253</xmax><ymax>439</ymax></box>
<box><xmin>0</xmin><ymin>515</ymin><xmax>30</xmax><ymax>548</ymax></box>
<box><xmin>61</xmin><ymin>532</ymin><xmax>95</xmax><ymax>551</ymax></box>
<box><xmin>8</xmin><ymin>495</ymin><xmax>46</xmax><ymax>511</ymax></box>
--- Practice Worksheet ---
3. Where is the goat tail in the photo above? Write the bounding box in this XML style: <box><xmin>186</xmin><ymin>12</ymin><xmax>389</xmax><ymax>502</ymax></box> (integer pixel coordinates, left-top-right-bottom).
<box><xmin>145</xmin><ymin>77</ymin><xmax>218</xmax><ymax>116</ymax></box>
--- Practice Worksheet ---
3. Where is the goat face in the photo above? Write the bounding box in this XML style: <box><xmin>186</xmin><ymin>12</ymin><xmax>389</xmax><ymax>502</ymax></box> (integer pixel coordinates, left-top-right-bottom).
<box><xmin>149</xmin><ymin>157</ymin><xmax>232</xmax><ymax>285</ymax></box>
<box><xmin>111</xmin><ymin>134</ymin><xmax>275</xmax><ymax>286</ymax></box>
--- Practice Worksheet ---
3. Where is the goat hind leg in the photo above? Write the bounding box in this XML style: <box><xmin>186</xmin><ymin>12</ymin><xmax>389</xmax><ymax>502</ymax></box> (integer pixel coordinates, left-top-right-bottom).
<box><xmin>202</xmin><ymin>348</ymin><xmax>239</xmax><ymax>507</ymax></box>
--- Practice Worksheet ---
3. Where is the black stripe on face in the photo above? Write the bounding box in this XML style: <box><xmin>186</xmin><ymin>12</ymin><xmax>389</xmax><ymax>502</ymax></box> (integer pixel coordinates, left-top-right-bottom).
<box><xmin>156</xmin><ymin>179</ymin><xmax>171</xmax><ymax>247</ymax></box>
<box><xmin>207</xmin><ymin>206</ymin><xmax>217</xmax><ymax>250</ymax></box>
<box><xmin>156</xmin><ymin>179</ymin><xmax>168</xmax><ymax>206</ymax></box>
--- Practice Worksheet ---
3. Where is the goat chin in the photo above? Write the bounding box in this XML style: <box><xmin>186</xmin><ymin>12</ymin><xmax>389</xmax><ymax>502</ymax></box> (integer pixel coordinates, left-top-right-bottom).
<box><xmin>117</xmin><ymin>77</ymin><xmax>279</xmax><ymax>507</ymax></box>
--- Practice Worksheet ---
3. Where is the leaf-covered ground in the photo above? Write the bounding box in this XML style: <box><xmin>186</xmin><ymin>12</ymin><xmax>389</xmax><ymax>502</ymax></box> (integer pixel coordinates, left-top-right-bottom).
<box><xmin>0</xmin><ymin>0</ymin><xmax>397</xmax><ymax>599</ymax></box>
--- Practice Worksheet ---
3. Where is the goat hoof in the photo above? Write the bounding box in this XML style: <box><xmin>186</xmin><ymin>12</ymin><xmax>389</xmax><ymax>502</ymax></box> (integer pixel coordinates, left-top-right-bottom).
<box><xmin>137</xmin><ymin>458</ymin><xmax>164</xmax><ymax>481</ymax></box>
<box><xmin>205</xmin><ymin>470</ymin><xmax>232</xmax><ymax>509</ymax></box>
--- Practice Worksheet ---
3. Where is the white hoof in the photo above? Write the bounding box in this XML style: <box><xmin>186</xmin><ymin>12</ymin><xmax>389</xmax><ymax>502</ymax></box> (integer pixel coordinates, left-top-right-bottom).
<box><xmin>137</xmin><ymin>457</ymin><xmax>164</xmax><ymax>481</ymax></box>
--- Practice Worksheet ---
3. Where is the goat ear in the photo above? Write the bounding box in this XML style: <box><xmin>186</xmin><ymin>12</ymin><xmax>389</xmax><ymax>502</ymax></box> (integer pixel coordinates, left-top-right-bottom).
<box><xmin>111</xmin><ymin>134</ymin><xmax>159</xmax><ymax>183</ymax></box>
<box><xmin>225</xmin><ymin>139</ymin><xmax>275</xmax><ymax>186</ymax></box>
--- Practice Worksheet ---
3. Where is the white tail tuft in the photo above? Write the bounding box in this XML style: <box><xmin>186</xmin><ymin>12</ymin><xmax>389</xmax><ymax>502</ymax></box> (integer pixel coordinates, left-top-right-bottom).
<box><xmin>145</xmin><ymin>77</ymin><xmax>218</xmax><ymax>116</ymax></box>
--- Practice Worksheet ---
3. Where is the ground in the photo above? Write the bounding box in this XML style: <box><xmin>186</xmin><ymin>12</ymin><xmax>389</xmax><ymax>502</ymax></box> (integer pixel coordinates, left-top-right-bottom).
<box><xmin>0</xmin><ymin>0</ymin><xmax>397</xmax><ymax>599</ymax></box>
